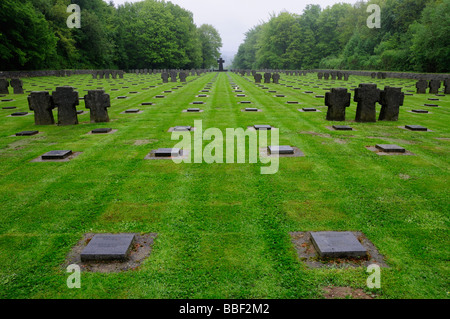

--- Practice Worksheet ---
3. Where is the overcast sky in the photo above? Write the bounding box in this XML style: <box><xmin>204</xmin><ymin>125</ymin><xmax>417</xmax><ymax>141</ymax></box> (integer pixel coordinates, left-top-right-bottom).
<box><xmin>110</xmin><ymin>0</ymin><xmax>360</xmax><ymax>57</ymax></box>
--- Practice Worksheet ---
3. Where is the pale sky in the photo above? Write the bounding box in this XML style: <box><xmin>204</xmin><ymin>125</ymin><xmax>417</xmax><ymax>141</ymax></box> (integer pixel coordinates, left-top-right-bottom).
<box><xmin>110</xmin><ymin>0</ymin><xmax>360</xmax><ymax>58</ymax></box>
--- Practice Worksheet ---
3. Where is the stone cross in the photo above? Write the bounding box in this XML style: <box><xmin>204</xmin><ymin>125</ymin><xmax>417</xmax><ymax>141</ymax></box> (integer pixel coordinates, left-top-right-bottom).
<box><xmin>84</xmin><ymin>90</ymin><xmax>110</xmax><ymax>123</ymax></box>
<box><xmin>0</xmin><ymin>79</ymin><xmax>9</xmax><ymax>94</ymax></box>
<box><xmin>354</xmin><ymin>84</ymin><xmax>381</xmax><ymax>122</ymax></box>
<box><xmin>378</xmin><ymin>86</ymin><xmax>404</xmax><ymax>121</ymax></box>
<box><xmin>325</xmin><ymin>88</ymin><xmax>351</xmax><ymax>121</ymax></box>
<box><xmin>416</xmin><ymin>80</ymin><xmax>428</xmax><ymax>93</ymax></box>
<box><xmin>264</xmin><ymin>72</ymin><xmax>272</xmax><ymax>83</ymax></box>
<box><xmin>324</xmin><ymin>72</ymin><xmax>330</xmax><ymax>80</ymax></box>
<box><xmin>52</xmin><ymin>86</ymin><xmax>79</xmax><ymax>125</ymax></box>
<box><xmin>217</xmin><ymin>58</ymin><xmax>225</xmax><ymax>71</ymax></box>
<box><xmin>170</xmin><ymin>71</ymin><xmax>177</xmax><ymax>82</ymax></box>
<box><xmin>444</xmin><ymin>78</ymin><xmax>450</xmax><ymax>94</ymax></box>
<box><xmin>179</xmin><ymin>72</ymin><xmax>187</xmax><ymax>82</ymax></box>
<box><xmin>272</xmin><ymin>73</ymin><xmax>280</xmax><ymax>84</ymax></box>
<box><xmin>429</xmin><ymin>79</ymin><xmax>441</xmax><ymax>94</ymax></box>
<box><xmin>28</xmin><ymin>91</ymin><xmax>55</xmax><ymax>125</ymax></box>
<box><xmin>317</xmin><ymin>72</ymin><xmax>323</xmax><ymax>80</ymax></box>
<box><xmin>10</xmin><ymin>78</ymin><xmax>24</xmax><ymax>94</ymax></box>
<box><xmin>254</xmin><ymin>73</ymin><xmax>262</xmax><ymax>83</ymax></box>
<box><xmin>330</xmin><ymin>72</ymin><xmax>337</xmax><ymax>80</ymax></box>
<box><xmin>161</xmin><ymin>72</ymin><xmax>169</xmax><ymax>83</ymax></box>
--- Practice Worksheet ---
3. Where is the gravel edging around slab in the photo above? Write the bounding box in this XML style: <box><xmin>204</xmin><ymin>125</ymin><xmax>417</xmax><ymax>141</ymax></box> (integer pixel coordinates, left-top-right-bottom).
<box><xmin>64</xmin><ymin>233</ymin><xmax>157</xmax><ymax>273</ymax></box>
<box><xmin>290</xmin><ymin>231</ymin><xmax>389</xmax><ymax>268</ymax></box>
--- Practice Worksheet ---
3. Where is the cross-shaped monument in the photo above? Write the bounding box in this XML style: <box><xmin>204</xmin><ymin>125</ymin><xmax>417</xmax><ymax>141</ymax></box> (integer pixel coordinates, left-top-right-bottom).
<box><xmin>217</xmin><ymin>57</ymin><xmax>225</xmax><ymax>72</ymax></box>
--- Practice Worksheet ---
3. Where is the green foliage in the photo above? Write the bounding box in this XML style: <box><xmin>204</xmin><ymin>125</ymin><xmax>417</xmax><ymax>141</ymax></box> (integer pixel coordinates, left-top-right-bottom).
<box><xmin>0</xmin><ymin>0</ymin><xmax>222</xmax><ymax>70</ymax></box>
<box><xmin>233</xmin><ymin>0</ymin><xmax>449</xmax><ymax>73</ymax></box>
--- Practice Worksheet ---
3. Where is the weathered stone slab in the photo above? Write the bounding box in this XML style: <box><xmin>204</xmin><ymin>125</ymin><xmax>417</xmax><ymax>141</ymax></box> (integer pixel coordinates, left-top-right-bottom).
<box><xmin>375</xmin><ymin>144</ymin><xmax>406</xmax><ymax>153</ymax></box>
<box><xmin>268</xmin><ymin>145</ymin><xmax>294</xmax><ymax>155</ymax></box>
<box><xmin>16</xmin><ymin>130</ymin><xmax>39</xmax><ymax>136</ymax></box>
<box><xmin>41</xmin><ymin>150</ymin><xmax>73</xmax><ymax>160</ymax></box>
<box><xmin>80</xmin><ymin>234</ymin><xmax>135</xmax><ymax>262</ymax></box>
<box><xmin>310</xmin><ymin>231</ymin><xmax>367</xmax><ymax>258</ymax></box>
<box><xmin>154</xmin><ymin>148</ymin><xmax>182</xmax><ymax>157</ymax></box>
<box><xmin>405</xmin><ymin>125</ymin><xmax>427</xmax><ymax>131</ymax></box>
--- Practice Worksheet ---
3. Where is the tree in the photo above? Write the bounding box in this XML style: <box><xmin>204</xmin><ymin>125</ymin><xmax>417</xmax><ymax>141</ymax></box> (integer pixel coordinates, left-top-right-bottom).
<box><xmin>198</xmin><ymin>24</ymin><xmax>222</xmax><ymax>69</ymax></box>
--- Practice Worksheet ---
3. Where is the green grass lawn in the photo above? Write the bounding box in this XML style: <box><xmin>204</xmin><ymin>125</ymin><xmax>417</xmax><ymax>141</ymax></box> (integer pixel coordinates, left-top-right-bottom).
<box><xmin>0</xmin><ymin>72</ymin><xmax>448</xmax><ymax>299</ymax></box>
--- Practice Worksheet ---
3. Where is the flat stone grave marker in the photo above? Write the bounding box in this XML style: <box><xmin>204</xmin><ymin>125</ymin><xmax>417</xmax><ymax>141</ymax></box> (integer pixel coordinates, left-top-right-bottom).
<box><xmin>301</xmin><ymin>108</ymin><xmax>318</xmax><ymax>112</ymax></box>
<box><xmin>424</xmin><ymin>103</ymin><xmax>438</xmax><ymax>107</ymax></box>
<box><xmin>41</xmin><ymin>150</ymin><xmax>73</xmax><ymax>160</ymax></box>
<box><xmin>192</xmin><ymin>101</ymin><xmax>204</xmax><ymax>105</ymax></box>
<box><xmin>91</xmin><ymin>128</ymin><xmax>113</xmax><ymax>134</ymax></box>
<box><xmin>268</xmin><ymin>90</ymin><xmax>277</xmax><ymax>93</ymax></box>
<box><xmin>287</xmin><ymin>101</ymin><xmax>299</xmax><ymax>104</ymax></box>
<box><xmin>186</xmin><ymin>108</ymin><xmax>201</xmax><ymax>112</ymax></box>
<box><xmin>124</xmin><ymin>109</ymin><xmax>140</xmax><ymax>113</ymax></box>
<box><xmin>2</xmin><ymin>106</ymin><xmax>17</xmax><ymax>109</ymax></box>
<box><xmin>1</xmin><ymin>99</ymin><xmax>14</xmax><ymax>102</ymax></box>
<box><xmin>332</xmin><ymin>125</ymin><xmax>353</xmax><ymax>131</ymax></box>
<box><xmin>173</xmin><ymin>126</ymin><xmax>192</xmax><ymax>132</ymax></box>
<box><xmin>154</xmin><ymin>148</ymin><xmax>182</xmax><ymax>157</ymax></box>
<box><xmin>315</xmin><ymin>95</ymin><xmax>325</xmax><ymax>98</ymax></box>
<box><xmin>375</xmin><ymin>144</ymin><xmax>406</xmax><ymax>153</ymax></box>
<box><xmin>304</xmin><ymin>91</ymin><xmax>314</xmax><ymax>93</ymax></box>
<box><xmin>155</xmin><ymin>95</ymin><xmax>165</xmax><ymax>98</ymax></box>
<box><xmin>16</xmin><ymin>130</ymin><xmax>39</xmax><ymax>136</ymax></box>
<box><xmin>411</xmin><ymin>109</ymin><xmax>429</xmax><ymax>114</ymax></box>
<box><xmin>275</xmin><ymin>94</ymin><xmax>285</xmax><ymax>97</ymax></box>
<box><xmin>244</xmin><ymin>108</ymin><xmax>258</xmax><ymax>112</ymax></box>
<box><xmin>253</xmin><ymin>125</ymin><xmax>272</xmax><ymax>130</ymax></box>
<box><xmin>80</xmin><ymin>234</ymin><xmax>135</xmax><ymax>262</ymax></box>
<box><xmin>310</xmin><ymin>231</ymin><xmax>367</xmax><ymax>258</ymax></box>
<box><xmin>76</xmin><ymin>110</ymin><xmax>84</xmax><ymax>114</ymax></box>
<box><xmin>117</xmin><ymin>96</ymin><xmax>127</xmax><ymax>99</ymax></box>
<box><xmin>236</xmin><ymin>94</ymin><xmax>246</xmax><ymax>97</ymax></box>
<box><xmin>164</xmin><ymin>91</ymin><xmax>172</xmax><ymax>93</ymax></box>
<box><xmin>198</xmin><ymin>94</ymin><xmax>208</xmax><ymax>97</ymax></box>
<box><xmin>428</xmin><ymin>98</ymin><xmax>439</xmax><ymax>101</ymax></box>
<box><xmin>141</xmin><ymin>102</ymin><xmax>153</xmax><ymax>105</ymax></box>
<box><xmin>405</xmin><ymin>125</ymin><xmax>428</xmax><ymax>131</ymax></box>
<box><xmin>268</xmin><ymin>145</ymin><xmax>294</xmax><ymax>155</ymax></box>
<box><xmin>11</xmin><ymin>112</ymin><xmax>28</xmax><ymax>116</ymax></box>
<box><xmin>240</xmin><ymin>101</ymin><xmax>252</xmax><ymax>104</ymax></box>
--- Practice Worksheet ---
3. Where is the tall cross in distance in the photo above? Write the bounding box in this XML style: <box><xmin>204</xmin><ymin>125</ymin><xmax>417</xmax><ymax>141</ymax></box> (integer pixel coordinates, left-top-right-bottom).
<box><xmin>217</xmin><ymin>57</ymin><xmax>225</xmax><ymax>72</ymax></box>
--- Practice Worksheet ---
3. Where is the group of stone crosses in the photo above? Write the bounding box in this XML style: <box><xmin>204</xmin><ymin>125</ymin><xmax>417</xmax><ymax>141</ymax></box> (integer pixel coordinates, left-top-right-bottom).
<box><xmin>416</xmin><ymin>79</ymin><xmax>449</xmax><ymax>94</ymax></box>
<box><xmin>253</xmin><ymin>72</ymin><xmax>281</xmax><ymax>84</ymax></box>
<box><xmin>325</xmin><ymin>84</ymin><xmax>405</xmax><ymax>122</ymax></box>
<box><xmin>160</xmin><ymin>71</ymin><xmax>189</xmax><ymax>83</ymax></box>
<box><xmin>28</xmin><ymin>87</ymin><xmax>110</xmax><ymax>125</ymax></box>
<box><xmin>92</xmin><ymin>70</ymin><xmax>124</xmax><ymax>80</ymax></box>
<box><xmin>318</xmin><ymin>71</ymin><xmax>350</xmax><ymax>81</ymax></box>
<box><xmin>0</xmin><ymin>78</ymin><xmax>24</xmax><ymax>94</ymax></box>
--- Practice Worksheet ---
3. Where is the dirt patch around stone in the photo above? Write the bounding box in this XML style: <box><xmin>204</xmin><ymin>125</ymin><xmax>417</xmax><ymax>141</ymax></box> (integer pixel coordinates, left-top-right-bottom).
<box><xmin>289</xmin><ymin>231</ymin><xmax>388</xmax><ymax>269</ymax></box>
<box><xmin>64</xmin><ymin>233</ymin><xmax>157</xmax><ymax>273</ymax></box>
<box><xmin>322</xmin><ymin>286</ymin><xmax>376</xmax><ymax>299</ymax></box>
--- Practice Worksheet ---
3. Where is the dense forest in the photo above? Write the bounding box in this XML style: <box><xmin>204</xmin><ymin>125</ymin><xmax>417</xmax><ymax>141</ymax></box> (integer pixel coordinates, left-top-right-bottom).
<box><xmin>232</xmin><ymin>0</ymin><xmax>449</xmax><ymax>73</ymax></box>
<box><xmin>0</xmin><ymin>0</ymin><xmax>223</xmax><ymax>71</ymax></box>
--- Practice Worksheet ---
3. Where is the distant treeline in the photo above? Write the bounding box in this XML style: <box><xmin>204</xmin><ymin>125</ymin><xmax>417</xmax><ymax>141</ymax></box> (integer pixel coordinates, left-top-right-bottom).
<box><xmin>232</xmin><ymin>0</ymin><xmax>449</xmax><ymax>73</ymax></box>
<box><xmin>0</xmin><ymin>0</ymin><xmax>223</xmax><ymax>71</ymax></box>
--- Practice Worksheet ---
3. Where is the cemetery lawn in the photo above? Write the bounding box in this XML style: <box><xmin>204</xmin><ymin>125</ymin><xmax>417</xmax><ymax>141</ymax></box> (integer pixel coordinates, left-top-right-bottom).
<box><xmin>0</xmin><ymin>72</ymin><xmax>448</xmax><ymax>299</ymax></box>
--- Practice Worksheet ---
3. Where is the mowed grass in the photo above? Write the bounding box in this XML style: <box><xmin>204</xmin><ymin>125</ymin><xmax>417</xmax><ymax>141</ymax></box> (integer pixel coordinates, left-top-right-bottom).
<box><xmin>0</xmin><ymin>72</ymin><xmax>448</xmax><ymax>299</ymax></box>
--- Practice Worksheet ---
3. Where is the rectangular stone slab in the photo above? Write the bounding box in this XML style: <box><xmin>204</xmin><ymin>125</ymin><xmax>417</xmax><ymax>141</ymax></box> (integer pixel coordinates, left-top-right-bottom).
<box><xmin>91</xmin><ymin>128</ymin><xmax>112</xmax><ymax>134</ymax></box>
<box><xmin>41</xmin><ymin>150</ymin><xmax>73</xmax><ymax>160</ymax></box>
<box><xmin>173</xmin><ymin>126</ymin><xmax>192</xmax><ymax>131</ymax></box>
<box><xmin>310</xmin><ymin>231</ymin><xmax>367</xmax><ymax>258</ymax></box>
<box><xmin>375</xmin><ymin>144</ymin><xmax>406</xmax><ymax>153</ymax></box>
<box><xmin>412</xmin><ymin>110</ymin><xmax>429</xmax><ymax>113</ymax></box>
<box><xmin>332</xmin><ymin>125</ymin><xmax>353</xmax><ymax>131</ymax></box>
<box><xmin>187</xmin><ymin>108</ymin><xmax>200</xmax><ymax>112</ymax></box>
<box><xmin>254</xmin><ymin>125</ymin><xmax>272</xmax><ymax>130</ymax></box>
<box><xmin>405</xmin><ymin>125</ymin><xmax>427</xmax><ymax>131</ymax></box>
<box><xmin>125</xmin><ymin>109</ymin><xmax>140</xmax><ymax>113</ymax></box>
<box><xmin>268</xmin><ymin>145</ymin><xmax>294</xmax><ymax>155</ymax></box>
<box><xmin>80</xmin><ymin>234</ymin><xmax>135</xmax><ymax>262</ymax></box>
<box><xmin>302</xmin><ymin>108</ymin><xmax>317</xmax><ymax>112</ymax></box>
<box><xmin>245</xmin><ymin>108</ymin><xmax>258</xmax><ymax>111</ymax></box>
<box><xmin>16</xmin><ymin>130</ymin><xmax>39</xmax><ymax>136</ymax></box>
<box><xmin>154</xmin><ymin>148</ymin><xmax>181</xmax><ymax>157</ymax></box>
